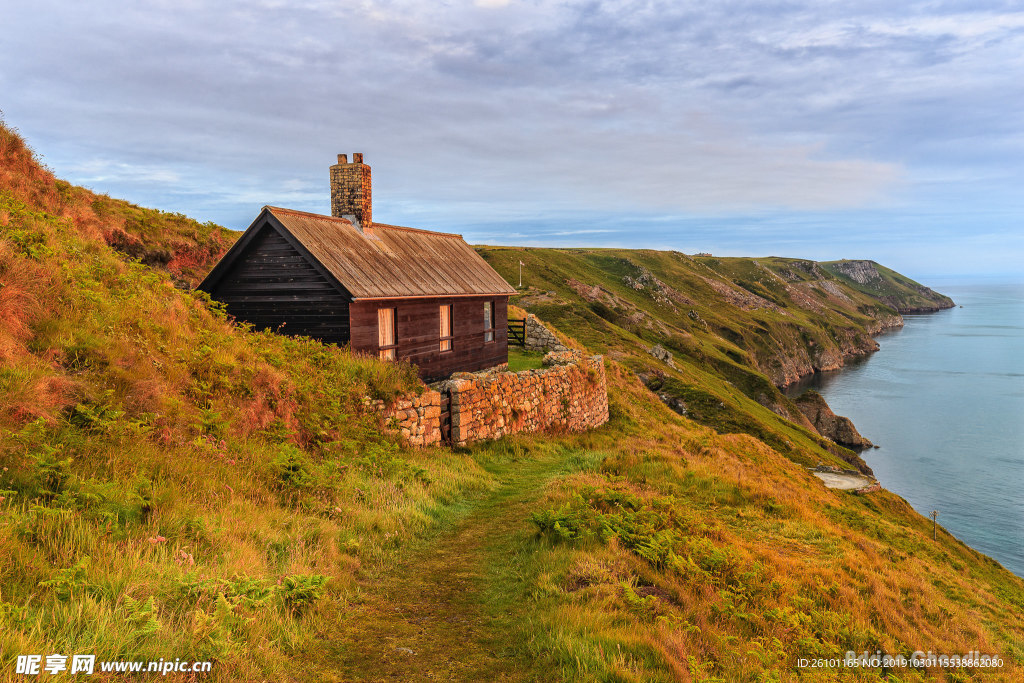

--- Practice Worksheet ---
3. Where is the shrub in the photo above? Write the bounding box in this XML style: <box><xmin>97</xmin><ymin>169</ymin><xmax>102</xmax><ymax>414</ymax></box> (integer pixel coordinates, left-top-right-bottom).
<box><xmin>531</xmin><ymin>495</ymin><xmax>596</xmax><ymax>543</ymax></box>
<box><xmin>278</xmin><ymin>574</ymin><xmax>327</xmax><ymax>613</ymax></box>
<box><xmin>270</xmin><ymin>444</ymin><xmax>315</xmax><ymax>491</ymax></box>
<box><xmin>28</xmin><ymin>444</ymin><xmax>73</xmax><ymax>497</ymax></box>
<box><xmin>589</xmin><ymin>301</ymin><xmax>617</xmax><ymax>323</ymax></box>
<box><xmin>357</xmin><ymin>440</ymin><xmax>430</xmax><ymax>486</ymax></box>
<box><xmin>56</xmin><ymin>475</ymin><xmax>153</xmax><ymax>527</ymax></box>
<box><xmin>38</xmin><ymin>556</ymin><xmax>93</xmax><ymax>600</ymax></box>
<box><xmin>67</xmin><ymin>391</ymin><xmax>125</xmax><ymax>433</ymax></box>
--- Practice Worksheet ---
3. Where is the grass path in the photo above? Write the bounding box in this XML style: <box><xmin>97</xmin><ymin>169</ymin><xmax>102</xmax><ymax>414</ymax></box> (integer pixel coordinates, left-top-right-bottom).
<box><xmin>323</xmin><ymin>447</ymin><xmax>576</xmax><ymax>682</ymax></box>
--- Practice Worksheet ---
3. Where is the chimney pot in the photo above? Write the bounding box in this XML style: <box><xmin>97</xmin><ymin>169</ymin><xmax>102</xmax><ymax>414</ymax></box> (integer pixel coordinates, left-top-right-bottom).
<box><xmin>353</xmin><ymin>152</ymin><xmax>364</xmax><ymax>163</ymax></box>
<box><xmin>337</xmin><ymin>154</ymin><xmax>348</xmax><ymax>164</ymax></box>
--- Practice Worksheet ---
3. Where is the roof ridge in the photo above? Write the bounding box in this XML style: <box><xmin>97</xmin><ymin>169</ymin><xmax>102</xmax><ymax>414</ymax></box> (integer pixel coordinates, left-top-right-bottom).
<box><xmin>264</xmin><ymin>206</ymin><xmax>352</xmax><ymax>223</ymax></box>
<box><xmin>370</xmin><ymin>222</ymin><xmax>462</xmax><ymax>239</ymax></box>
<box><xmin>265</xmin><ymin>206</ymin><xmax>463</xmax><ymax>239</ymax></box>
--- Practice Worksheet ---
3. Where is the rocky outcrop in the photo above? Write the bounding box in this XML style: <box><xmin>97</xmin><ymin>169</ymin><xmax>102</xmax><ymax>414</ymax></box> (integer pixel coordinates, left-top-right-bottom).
<box><xmin>864</xmin><ymin>313</ymin><xmax>904</xmax><ymax>335</ymax></box>
<box><xmin>827</xmin><ymin>259</ymin><xmax>882</xmax><ymax>286</ymax></box>
<box><xmin>622</xmin><ymin>265</ymin><xmax>694</xmax><ymax>307</ymax></box>
<box><xmin>648</xmin><ymin>344</ymin><xmax>675</xmax><ymax>368</ymax></box>
<box><xmin>699</xmin><ymin>274</ymin><xmax>784</xmax><ymax>313</ymax></box>
<box><xmin>751</xmin><ymin>308</ymin><xmax>905</xmax><ymax>388</ymax></box>
<box><xmin>822</xmin><ymin>260</ymin><xmax>955</xmax><ymax>313</ymax></box>
<box><xmin>795</xmin><ymin>390</ymin><xmax>873</xmax><ymax>450</ymax></box>
<box><xmin>756</xmin><ymin>330</ymin><xmax>878</xmax><ymax>388</ymax></box>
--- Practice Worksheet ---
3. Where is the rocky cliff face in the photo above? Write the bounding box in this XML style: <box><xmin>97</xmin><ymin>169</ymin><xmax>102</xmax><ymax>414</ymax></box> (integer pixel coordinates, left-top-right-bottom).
<box><xmin>864</xmin><ymin>313</ymin><xmax>904</xmax><ymax>335</ymax></box>
<box><xmin>755</xmin><ymin>329</ymin><xmax>877</xmax><ymax>388</ymax></box>
<box><xmin>733</xmin><ymin>262</ymin><xmax>909</xmax><ymax>387</ymax></box>
<box><xmin>796</xmin><ymin>390</ymin><xmax>874</xmax><ymax>451</ymax></box>
<box><xmin>827</xmin><ymin>259</ymin><xmax>881</xmax><ymax>286</ymax></box>
<box><xmin>822</xmin><ymin>260</ymin><xmax>955</xmax><ymax>313</ymax></box>
<box><xmin>751</xmin><ymin>311</ymin><xmax>903</xmax><ymax>388</ymax></box>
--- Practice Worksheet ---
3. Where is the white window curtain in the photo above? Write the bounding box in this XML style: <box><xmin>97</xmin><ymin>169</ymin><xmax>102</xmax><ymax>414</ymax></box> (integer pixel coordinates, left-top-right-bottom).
<box><xmin>484</xmin><ymin>301</ymin><xmax>494</xmax><ymax>342</ymax></box>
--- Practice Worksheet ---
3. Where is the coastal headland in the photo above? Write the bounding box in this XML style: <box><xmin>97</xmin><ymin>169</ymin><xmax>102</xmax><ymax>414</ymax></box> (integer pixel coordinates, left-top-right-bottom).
<box><xmin>2</xmin><ymin>119</ymin><xmax>1021</xmax><ymax>681</ymax></box>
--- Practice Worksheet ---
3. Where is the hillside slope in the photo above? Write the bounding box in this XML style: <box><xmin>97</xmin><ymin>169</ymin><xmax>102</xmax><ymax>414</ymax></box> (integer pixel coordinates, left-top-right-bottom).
<box><xmin>2</xmin><ymin>120</ymin><xmax>1022</xmax><ymax>681</ymax></box>
<box><xmin>479</xmin><ymin>248</ymin><xmax>914</xmax><ymax>473</ymax></box>
<box><xmin>0</xmin><ymin>121</ymin><xmax>500</xmax><ymax>679</ymax></box>
<box><xmin>480</xmin><ymin>248</ymin><xmax>924</xmax><ymax>388</ymax></box>
<box><xmin>821</xmin><ymin>259</ymin><xmax>954</xmax><ymax>313</ymax></box>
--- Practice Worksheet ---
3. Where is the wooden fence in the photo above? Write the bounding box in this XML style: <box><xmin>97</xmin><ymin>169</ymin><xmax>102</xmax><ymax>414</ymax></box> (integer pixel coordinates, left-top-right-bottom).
<box><xmin>508</xmin><ymin>318</ymin><xmax>526</xmax><ymax>346</ymax></box>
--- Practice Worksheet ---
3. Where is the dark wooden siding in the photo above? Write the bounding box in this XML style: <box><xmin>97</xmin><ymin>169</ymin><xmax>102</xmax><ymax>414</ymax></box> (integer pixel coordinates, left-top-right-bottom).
<box><xmin>350</xmin><ymin>296</ymin><xmax>508</xmax><ymax>381</ymax></box>
<box><xmin>208</xmin><ymin>224</ymin><xmax>353</xmax><ymax>345</ymax></box>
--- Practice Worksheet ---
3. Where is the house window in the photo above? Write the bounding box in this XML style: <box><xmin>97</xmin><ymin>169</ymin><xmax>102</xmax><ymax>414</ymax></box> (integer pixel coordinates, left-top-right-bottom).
<box><xmin>439</xmin><ymin>304</ymin><xmax>453</xmax><ymax>352</ymax></box>
<box><xmin>483</xmin><ymin>301</ymin><xmax>494</xmax><ymax>342</ymax></box>
<box><xmin>378</xmin><ymin>307</ymin><xmax>397</xmax><ymax>360</ymax></box>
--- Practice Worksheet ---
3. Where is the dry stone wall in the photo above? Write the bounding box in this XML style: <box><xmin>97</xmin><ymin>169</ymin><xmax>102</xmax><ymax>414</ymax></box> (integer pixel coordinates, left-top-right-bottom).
<box><xmin>370</xmin><ymin>352</ymin><xmax>609</xmax><ymax>448</ymax></box>
<box><xmin>524</xmin><ymin>314</ymin><xmax>568</xmax><ymax>352</ymax></box>
<box><xmin>446</xmin><ymin>352</ymin><xmax>608</xmax><ymax>446</ymax></box>
<box><xmin>365</xmin><ymin>389</ymin><xmax>443</xmax><ymax>448</ymax></box>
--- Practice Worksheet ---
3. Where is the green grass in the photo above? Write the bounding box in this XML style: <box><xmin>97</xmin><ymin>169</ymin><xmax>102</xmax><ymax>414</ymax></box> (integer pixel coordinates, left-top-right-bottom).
<box><xmin>507</xmin><ymin>347</ymin><xmax>546</xmax><ymax>372</ymax></box>
<box><xmin>479</xmin><ymin>246</ymin><xmax>892</xmax><ymax>473</ymax></box>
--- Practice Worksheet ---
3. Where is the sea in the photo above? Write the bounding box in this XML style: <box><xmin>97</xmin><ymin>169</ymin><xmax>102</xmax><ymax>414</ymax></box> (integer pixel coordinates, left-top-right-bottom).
<box><xmin>785</xmin><ymin>281</ymin><xmax>1024</xmax><ymax>578</ymax></box>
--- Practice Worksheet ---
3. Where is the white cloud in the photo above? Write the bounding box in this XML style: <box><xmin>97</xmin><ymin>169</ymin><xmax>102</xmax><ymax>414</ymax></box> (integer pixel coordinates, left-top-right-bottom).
<box><xmin>68</xmin><ymin>159</ymin><xmax>182</xmax><ymax>185</ymax></box>
<box><xmin>545</xmin><ymin>229</ymin><xmax>617</xmax><ymax>236</ymax></box>
<box><xmin>3</xmin><ymin>0</ymin><xmax>1022</xmax><ymax>272</ymax></box>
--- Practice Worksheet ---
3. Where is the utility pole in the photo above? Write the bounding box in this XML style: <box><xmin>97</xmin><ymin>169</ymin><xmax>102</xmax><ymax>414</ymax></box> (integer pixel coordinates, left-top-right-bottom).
<box><xmin>518</xmin><ymin>260</ymin><xmax>523</xmax><ymax>288</ymax></box>
<box><xmin>931</xmin><ymin>510</ymin><xmax>939</xmax><ymax>540</ymax></box>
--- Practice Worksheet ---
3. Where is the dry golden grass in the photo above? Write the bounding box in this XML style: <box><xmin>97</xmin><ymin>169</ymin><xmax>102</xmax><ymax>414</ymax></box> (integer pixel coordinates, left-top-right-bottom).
<box><xmin>511</xmin><ymin>369</ymin><xmax>1024</xmax><ymax>680</ymax></box>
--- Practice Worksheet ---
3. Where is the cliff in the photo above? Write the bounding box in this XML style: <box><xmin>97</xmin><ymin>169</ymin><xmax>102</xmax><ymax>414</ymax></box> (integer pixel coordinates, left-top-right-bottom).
<box><xmin>477</xmin><ymin>248</ymin><xmax>952</xmax><ymax>471</ymax></box>
<box><xmin>821</xmin><ymin>259</ymin><xmax>955</xmax><ymax>312</ymax></box>
<box><xmin>795</xmin><ymin>389</ymin><xmax>874</xmax><ymax>451</ymax></box>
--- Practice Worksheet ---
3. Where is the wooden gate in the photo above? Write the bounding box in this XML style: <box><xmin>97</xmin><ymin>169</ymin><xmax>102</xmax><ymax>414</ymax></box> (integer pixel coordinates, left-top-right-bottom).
<box><xmin>508</xmin><ymin>318</ymin><xmax>526</xmax><ymax>346</ymax></box>
<box><xmin>439</xmin><ymin>388</ymin><xmax>453</xmax><ymax>445</ymax></box>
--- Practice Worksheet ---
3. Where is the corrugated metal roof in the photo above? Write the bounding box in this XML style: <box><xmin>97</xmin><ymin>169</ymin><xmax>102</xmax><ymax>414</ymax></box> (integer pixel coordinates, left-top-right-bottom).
<box><xmin>265</xmin><ymin>206</ymin><xmax>516</xmax><ymax>300</ymax></box>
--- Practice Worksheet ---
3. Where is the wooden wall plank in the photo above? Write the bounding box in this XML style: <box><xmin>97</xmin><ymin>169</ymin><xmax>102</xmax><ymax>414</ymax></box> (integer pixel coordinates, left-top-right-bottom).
<box><xmin>210</xmin><ymin>225</ymin><xmax>353</xmax><ymax>346</ymax></box>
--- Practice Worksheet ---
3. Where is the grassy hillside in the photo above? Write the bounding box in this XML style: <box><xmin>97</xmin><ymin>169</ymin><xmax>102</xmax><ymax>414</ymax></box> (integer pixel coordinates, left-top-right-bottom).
<box><xmin>0</xmin><ymin>121</ymin><xmax>499</xmax><ymax>679</ymax></box>
<box><xmin>475</xmin><ymin>248</ymin><xmax>1024</xmax><ymax>680</ymax></box>
<box><xmin>480</xmin><ymin>248</ymin><xmax>912</xmax><ymax>474</ymax></box>
<box><xmin>2</xmin><ymin>119</ymin><xmax>1022</xmax><ymax>681</ymax></box>
<box><xmin>821</xmin><ymin>260</ymin><xmax>955</xmax><ymax>313</ymax></box>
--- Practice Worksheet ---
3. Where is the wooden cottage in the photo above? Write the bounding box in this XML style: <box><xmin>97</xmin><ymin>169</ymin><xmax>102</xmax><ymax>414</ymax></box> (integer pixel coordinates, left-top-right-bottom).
<box><xmin>198</xmin><ymin>154</ymin><xmax>516</xmax><ymax>380</ymax></box>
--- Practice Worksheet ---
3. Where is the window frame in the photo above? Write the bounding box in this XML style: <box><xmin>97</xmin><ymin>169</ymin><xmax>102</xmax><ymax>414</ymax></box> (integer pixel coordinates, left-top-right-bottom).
<box><xmin>378</xmin><ymin>307</ymin><xmax>398</xmax><ymax>360</ymax></box>
<box><xmin>439</xmin><ymin>303</ymin><xmax>454</xmax><ymax>353</ymax></box>
<box><xmin>483</xmin><ymin>300</ymin><xmax>495</xmax><ymax>343</ymax></box>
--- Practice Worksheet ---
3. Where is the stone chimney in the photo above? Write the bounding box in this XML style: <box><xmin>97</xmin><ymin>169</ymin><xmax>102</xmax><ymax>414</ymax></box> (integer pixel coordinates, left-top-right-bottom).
<box><xmin>330</xmin><ymin>153</ymin><xmax>371</xmax><ymax>229</ymax></box>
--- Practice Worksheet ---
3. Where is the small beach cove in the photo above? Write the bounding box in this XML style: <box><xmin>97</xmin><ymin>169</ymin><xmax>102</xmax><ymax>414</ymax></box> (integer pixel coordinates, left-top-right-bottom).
<box><xmin>812</xmin><ymin>469</ymin><xmax>875</xmax><ymax>490</ymax></box>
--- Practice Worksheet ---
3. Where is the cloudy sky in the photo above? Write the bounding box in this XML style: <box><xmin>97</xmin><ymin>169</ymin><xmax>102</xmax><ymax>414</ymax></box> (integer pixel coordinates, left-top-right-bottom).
<box><xmin>4</xmin><ymin>1</ymin><xmax>1023</xmax><ymax>279</ymax></box>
